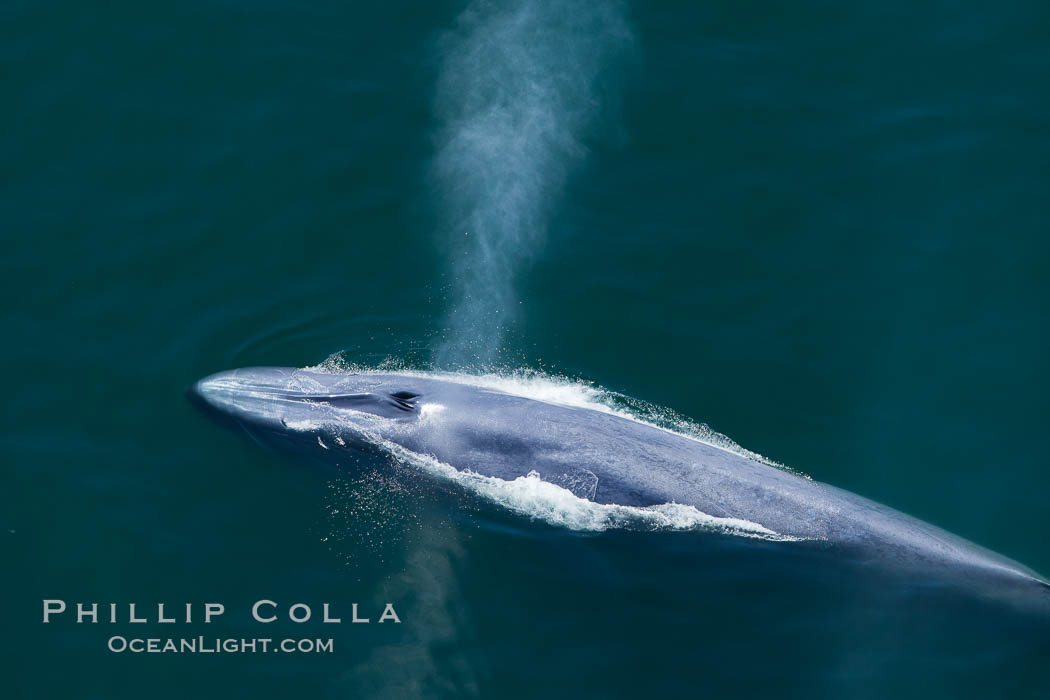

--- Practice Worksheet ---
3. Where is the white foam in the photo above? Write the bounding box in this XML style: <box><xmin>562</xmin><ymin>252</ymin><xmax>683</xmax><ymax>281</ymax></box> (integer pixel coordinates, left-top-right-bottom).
<box><xmin>375</xmin><ymin>436</ymin><xmax>800</xmax><ymax>541</ymax></box>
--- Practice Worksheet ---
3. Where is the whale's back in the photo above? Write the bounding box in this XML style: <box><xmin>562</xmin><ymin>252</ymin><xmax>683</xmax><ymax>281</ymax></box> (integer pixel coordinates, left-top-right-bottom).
<box><xmin>372</xmin><ymin>376</ymin><xmax>1046</xmax><ymax>590</ymax></box>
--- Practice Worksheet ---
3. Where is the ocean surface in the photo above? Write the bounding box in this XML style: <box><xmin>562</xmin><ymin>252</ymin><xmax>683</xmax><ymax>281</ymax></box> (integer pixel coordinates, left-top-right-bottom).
<box><xmin>4</xmin><ymin>0</ymin><xmax>1049</xmax><ymax>697</ymax></box>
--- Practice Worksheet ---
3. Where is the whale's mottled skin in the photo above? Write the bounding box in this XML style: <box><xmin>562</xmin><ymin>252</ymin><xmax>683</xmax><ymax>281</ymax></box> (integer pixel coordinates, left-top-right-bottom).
<box><xmin>190</xmin><ymin>366</ymin><xmax>1047</xmax><ymax>596</ymax></box>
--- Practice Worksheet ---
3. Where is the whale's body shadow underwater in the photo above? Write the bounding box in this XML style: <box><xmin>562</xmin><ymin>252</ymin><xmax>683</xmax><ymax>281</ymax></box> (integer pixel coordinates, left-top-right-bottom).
<box><xmin>189</xmin><ymin>364</ymin><xmax>1050</xmax><ymax>619</ymax></box>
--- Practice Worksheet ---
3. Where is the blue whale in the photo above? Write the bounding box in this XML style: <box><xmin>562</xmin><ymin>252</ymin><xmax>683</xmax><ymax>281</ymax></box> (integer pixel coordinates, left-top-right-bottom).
<box><xmin>190</xmin><ymin>366</ymin><xmax>1047</xmax><ymax>598</ymax></box>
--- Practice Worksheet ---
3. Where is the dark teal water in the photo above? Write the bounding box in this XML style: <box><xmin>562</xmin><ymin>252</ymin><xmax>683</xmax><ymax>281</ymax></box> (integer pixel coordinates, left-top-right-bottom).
<box><xmin>4</xmin><ymin>1</ymin><xmax>1050</xmax><ymax>697</ymax></box>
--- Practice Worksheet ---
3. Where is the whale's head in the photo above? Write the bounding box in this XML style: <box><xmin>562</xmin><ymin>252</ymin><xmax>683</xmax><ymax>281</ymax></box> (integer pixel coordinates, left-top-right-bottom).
<box><xmin>188</xmin><ymin>367</ymin><xmax>427</xmax><ymax>453</ymax></box>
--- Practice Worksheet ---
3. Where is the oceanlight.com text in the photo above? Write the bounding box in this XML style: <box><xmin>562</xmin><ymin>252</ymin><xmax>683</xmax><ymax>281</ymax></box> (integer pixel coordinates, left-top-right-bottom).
<box><xmin>106</xmin><ymin>636</ymin><xmax>334</xmax><ymax>654</ymax></box>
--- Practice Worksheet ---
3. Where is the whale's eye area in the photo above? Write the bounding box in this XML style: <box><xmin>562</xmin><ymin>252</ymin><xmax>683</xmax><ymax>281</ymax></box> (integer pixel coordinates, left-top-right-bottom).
<box><xmin>390</xmin><ymin>391</ymin><xmax>421</xmax><ymax>400</ymax></box>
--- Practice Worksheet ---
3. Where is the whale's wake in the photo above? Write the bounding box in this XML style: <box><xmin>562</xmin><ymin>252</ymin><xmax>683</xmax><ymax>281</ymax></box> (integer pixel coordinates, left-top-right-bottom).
<box><xmin>380</xmin><ymin>444</ymin><xmax>800</xmax><ymax>540</ymax></box>
<box><xmin>432</xmin><ymin>0</ymin><xmax>632</xmax><ymax>367</ymax></box>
